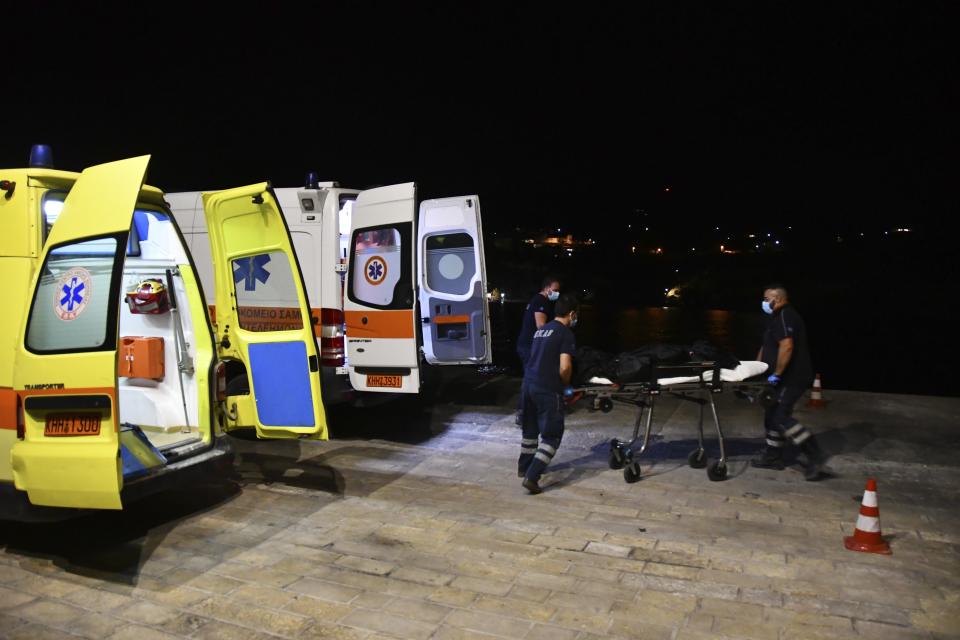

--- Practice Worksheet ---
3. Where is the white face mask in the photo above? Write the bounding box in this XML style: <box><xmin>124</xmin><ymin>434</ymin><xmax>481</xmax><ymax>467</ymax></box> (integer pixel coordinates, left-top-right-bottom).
<box><xmin>570</xmin><ymin>313</ymin><xmax>579</xmax><ymax>328</ymax></box>
<box><xmin>762</xmin><ymin>300</ymin><xmax>774</xmax><ymax>315</ymax></box>
<box><xmin>547</xmin><ymin>290</ymin><xmax>560</xmax><ymax>301</ymax></box>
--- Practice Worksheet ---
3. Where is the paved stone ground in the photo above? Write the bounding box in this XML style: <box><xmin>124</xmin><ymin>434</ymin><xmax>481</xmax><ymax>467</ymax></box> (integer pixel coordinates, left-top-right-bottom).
<box><xmin>1</xmin><ymin>373</ymin><xmax>959</xmax><ymax>639</ymax></box>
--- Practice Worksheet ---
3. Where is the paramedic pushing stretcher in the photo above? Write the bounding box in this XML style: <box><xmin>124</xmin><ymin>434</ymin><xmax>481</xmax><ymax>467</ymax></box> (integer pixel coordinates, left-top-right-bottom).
<box><xmin>518</xmin><ymin>294</ymin><xmax>578</xmax><ymax>494</ymax></box>
<box><xmin>751</xmin><ymin>285</ymin><xmax>825</xmax><ymax>481</ymax></box>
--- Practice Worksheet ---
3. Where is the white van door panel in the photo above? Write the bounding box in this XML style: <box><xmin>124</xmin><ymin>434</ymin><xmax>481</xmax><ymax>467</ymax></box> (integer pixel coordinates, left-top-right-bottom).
<box><xmin>418</xmin><ymin>196</ymin><xmax>492</xmax><ymax>365</ymax></box>
<box><xmin>344</xmin><ymin>183</ymin><xmax>420</xmax><ymax>393</ymax></box>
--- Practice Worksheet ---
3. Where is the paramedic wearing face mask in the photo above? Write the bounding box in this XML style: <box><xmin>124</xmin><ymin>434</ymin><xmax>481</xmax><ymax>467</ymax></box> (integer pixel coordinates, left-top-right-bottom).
<box><xmin>516</xmin><ymin>276</ymin><xmax>561</xmax><ymax>367</ymax></box>
<box><xmin>517</xmin><ymin>294</ymin><xmax>579</xmax><ymax>494</ymax></box>
<box><xmin>751</xmin><ymin>285</ymin><xmax>825</xmax><ymax>480</ymax></box>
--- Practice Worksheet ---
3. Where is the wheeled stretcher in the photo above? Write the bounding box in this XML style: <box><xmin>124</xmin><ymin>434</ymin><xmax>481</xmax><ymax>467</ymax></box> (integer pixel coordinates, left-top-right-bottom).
<box><xmin>570</xmin><ymin>361</ymin><xmax>769</xmax><ymax>483</ymax></box>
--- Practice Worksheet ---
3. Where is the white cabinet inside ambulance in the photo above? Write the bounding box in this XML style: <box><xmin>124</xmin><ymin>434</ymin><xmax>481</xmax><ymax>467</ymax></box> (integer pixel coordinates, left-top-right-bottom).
<box><xmin>0</xmin><ymin>149</ymin><xmax>326</xmax><ymax>520</ymax></box>
<box><xmin>169</xmin><ymin>180</ymin><xmax>491</xmax><ymax>401</ymax></box>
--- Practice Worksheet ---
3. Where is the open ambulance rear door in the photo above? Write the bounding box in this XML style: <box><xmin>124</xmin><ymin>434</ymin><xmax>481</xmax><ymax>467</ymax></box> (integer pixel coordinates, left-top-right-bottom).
<box><xmin>344</xmin><ymin>184</ymin><xmax>490</xmax><ymax>393</ymax></box>
<box><xmin>11</xmin><ymin>156</ymin><xmax>149</xmax><ymax>509</ymax></box>
<box><xmin>202</xmin><ymin>184</ymin><xmax>328</xmax><ymax>440</ymax></box>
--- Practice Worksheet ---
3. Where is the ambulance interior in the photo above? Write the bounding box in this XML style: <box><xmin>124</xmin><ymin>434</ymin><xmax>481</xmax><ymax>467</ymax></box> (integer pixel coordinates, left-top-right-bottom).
<box><xmin>40</xmin><ymin>196</ymin><xmax>207</xmax><ymax>471</ymax></box>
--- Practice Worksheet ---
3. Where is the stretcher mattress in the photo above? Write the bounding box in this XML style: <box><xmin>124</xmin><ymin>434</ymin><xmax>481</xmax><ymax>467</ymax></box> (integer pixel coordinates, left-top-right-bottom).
<box><xmin>588</xmin><ymin>361</ymin><xmax>768</xmax><ymax>387</ymax></box>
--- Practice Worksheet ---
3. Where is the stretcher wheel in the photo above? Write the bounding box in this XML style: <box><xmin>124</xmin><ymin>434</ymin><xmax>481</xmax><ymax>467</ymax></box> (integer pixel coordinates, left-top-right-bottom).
<box><xmin>608</xmin><ymin>439</ymin><xmax>626</xmax><ymax>470</ymax></box>
<box><xmin>707</xmin><ymin>460</ymin><xmax>728</xmax><ymax>481</ymax></box>
<box><xmin>598</xmin><ymin>397</ymin><xmax>614</xmax><ymax>413</ymax></box>
<box><xmin>687</xmin><ymin>448</ymin><xmax>707</xmax><ymax>469</ymax></box>
<box><xmin>623</xmin><ymin>463</ymin><xmax>641</xmax><ymax>483</ymax></box>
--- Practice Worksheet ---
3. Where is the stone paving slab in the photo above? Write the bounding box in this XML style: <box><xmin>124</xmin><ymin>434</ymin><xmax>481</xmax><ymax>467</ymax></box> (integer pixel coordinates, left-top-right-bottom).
<box><xmin>1</xmin><ymin>377</ymin><xmax>959</xmax><ymax>639</ymax></box>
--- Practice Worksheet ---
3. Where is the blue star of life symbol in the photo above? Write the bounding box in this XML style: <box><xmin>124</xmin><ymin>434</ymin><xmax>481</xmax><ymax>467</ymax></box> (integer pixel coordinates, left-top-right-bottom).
<box><xmin>60</xmin><ymin>277</ymin><xmax>85</xmax><ymax>311</ymax></box>
<box><xmin>234</xmin><ymin>254</ymin><xmax>271</xmax><ymax>291</ymax></box>
<box><xmin>368</xmin><ymin>260</ymin><xmax>383</xmax><ymax>281</ymax></box>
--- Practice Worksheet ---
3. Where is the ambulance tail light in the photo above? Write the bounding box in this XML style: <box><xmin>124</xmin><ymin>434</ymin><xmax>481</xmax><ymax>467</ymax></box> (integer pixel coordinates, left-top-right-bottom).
<box><xmin>16</xmin><ymin>394</ymin><xmax>24</xmax><ymax>440</ymax></box>
<box><xmin>215</xmin><ymin>361</ymin><xmax>227</xmax><ymax>401</ymax></box>
<box><xmin>320</xmin><ymin>308</ymin><xmax>345</xmax><ymax>367</ymax></box>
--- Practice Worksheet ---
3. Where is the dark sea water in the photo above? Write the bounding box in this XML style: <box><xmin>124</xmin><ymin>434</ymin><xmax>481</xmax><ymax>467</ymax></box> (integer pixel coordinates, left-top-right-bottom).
<box><xmin>490</xmin><ymin>302</ymin><xmax>955</xmax><ymax>397</ymax></box>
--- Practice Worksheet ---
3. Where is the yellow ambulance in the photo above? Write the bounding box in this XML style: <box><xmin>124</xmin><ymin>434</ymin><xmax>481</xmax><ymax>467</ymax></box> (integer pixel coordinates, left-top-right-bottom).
<box><xmin>0</xmin><ymin>149</ymin><xmax>327</xmax><ymax>520</ymax></box>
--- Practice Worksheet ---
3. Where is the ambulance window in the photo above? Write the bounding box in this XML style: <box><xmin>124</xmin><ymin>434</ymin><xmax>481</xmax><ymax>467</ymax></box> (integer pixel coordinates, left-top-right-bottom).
<box><xmin>232</xmin><ymin>250</ymin><xmax>304</xmax><ymax>332</ymax></box>
<box><xmin>338</xmin><ymin>195</ymin><xmax>356</xmax><ymax>262</ymax></box>
<box><xmin>425</xmin><ymin>233</ymin><xmax>476</xmax><ymax>295</ymax></box>
<box><xmin>41</xmin><ymin>191</ymin><xmax>68</xmax><ymax>245</ymax></box>
<box><xmin>26</xmin><ymin>236</ymin><xmax>122</xmax><ymax>353</ymax></box>
<box><xmin>42</xmin><ymin>191</ymin><xmax>147</xmax><ymax>257</ymax></box>
<box><xmin>338</xmin><ymin>195</ymin><xmax>357</xmax><ymax>234</ymax></box>
<box><xmin>348</xmin><ymin>223</ymin><xmax>412</xmax><ymax>309</ymax></box>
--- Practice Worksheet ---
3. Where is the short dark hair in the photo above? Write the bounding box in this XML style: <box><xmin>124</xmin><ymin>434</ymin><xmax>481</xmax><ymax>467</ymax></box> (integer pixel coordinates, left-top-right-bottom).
<box><xmin>554</xmin><ymin>293</ymin><xmax>579</xmax><ymax>317</ymax></box>
<box><xmin>542</xmin><ymin>275</ymin><xmax>560</xmax><ymax>290</ymax></box>
<box><xmin>763</xmin><ymin>283</ymin><xmax>788</xmax><ymax>298</ymax></box>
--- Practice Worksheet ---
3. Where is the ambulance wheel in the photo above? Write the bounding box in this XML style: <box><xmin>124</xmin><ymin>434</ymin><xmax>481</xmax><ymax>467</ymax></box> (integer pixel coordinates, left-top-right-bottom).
<box><xmin>623</xmin><ymin>463</ymin><xmax>642</xmax><ymax>484</ymax></box>
<box><xmin>608</xmin><ymin>439</ymin><xmax>625</xmax><ymax>470</ymax></box>
<box><xmin>687</xmin><ymin>448</ymin><xmax>707</xmax><ymax>469</ymax></box>
<box><xmin>707</xmin><ymin>460</ymin><xmax>728</xmax><ymax>481</ymax></box>
<box><xmin>599</xmin><ymin>398</ymin><xmax>614</xmax><ymax>413</ymax></box>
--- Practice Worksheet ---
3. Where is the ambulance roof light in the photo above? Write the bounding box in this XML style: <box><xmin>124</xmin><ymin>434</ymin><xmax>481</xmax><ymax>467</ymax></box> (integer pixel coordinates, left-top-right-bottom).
<box><xmin>29</xmin><ymin>144</ymin><xmax>54</xmax><ymax>169</ymax></box>
<box><xmin>304</xmin><ymin>171</ymin><xmax>339</xmax><ymax>189</ymax></box>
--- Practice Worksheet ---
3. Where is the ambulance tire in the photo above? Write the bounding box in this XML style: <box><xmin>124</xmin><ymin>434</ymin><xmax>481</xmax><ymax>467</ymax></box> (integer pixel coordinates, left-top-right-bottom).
<box><xmin>599</xmin><ymin>398</ymin><xmax>614</xmax><ymax>413</ymax></box>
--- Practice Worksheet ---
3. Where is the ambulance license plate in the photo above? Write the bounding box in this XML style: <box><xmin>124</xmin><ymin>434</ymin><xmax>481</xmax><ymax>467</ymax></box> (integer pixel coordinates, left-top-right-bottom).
<box><xmin>367</xmin><ymin>374</ymin><xmax>402</xmax><ymax>389</ymax></box>
<box><xmin>44</xmin><ymin>413</ymin><xmax>101</xmax><ymax>437</ymax></box>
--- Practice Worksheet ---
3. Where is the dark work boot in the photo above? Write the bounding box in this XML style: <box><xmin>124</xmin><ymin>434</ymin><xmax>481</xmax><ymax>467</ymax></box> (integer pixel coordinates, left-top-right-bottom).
<box><xmin>522</xmin><ymin>477</ymin><xmax>543</xmax><ymax>494</ymax></box>
<box><xmin>800</xmin><ymin>436</ymin><xmax>826</xmax><ymax>481</ymax></box>
<box><xmin>750</xmin><ymin>446</ymin><xmax>785</xmax><ymax>470</ymax></box>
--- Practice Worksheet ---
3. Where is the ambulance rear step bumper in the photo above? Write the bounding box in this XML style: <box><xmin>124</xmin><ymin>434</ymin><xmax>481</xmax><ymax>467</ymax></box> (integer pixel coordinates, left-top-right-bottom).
<box><xmin>0</xmin><ymin>438</ymin><xmax>234</xmax><ymax>522</ymax></box>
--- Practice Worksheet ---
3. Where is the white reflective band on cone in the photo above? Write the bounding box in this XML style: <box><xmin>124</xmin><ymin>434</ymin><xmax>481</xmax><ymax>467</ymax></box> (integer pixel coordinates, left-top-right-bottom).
<box><xmin>862</xmin><ymin>491</ymin><xmax>878</xmax><ymax>508</ymax></box>
<box><xmin>855</xmin><ymin>514</ymin><xmax>881</xmax><ymax>533</ymax></box>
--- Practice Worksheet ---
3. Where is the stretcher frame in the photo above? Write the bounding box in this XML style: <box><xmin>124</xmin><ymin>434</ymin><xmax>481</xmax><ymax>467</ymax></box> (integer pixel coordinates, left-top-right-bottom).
<box><xmin>571</xmin><ymin>362</ymin><xmax>766</xmax><ymax>483</ymax></box>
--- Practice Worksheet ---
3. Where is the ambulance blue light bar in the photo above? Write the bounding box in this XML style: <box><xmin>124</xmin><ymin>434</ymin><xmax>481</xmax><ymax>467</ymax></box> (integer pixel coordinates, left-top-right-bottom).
<box><xmin>29</xmin><ymin>144</ymin><xmax>54</xmax><ymax>169</ymax></box>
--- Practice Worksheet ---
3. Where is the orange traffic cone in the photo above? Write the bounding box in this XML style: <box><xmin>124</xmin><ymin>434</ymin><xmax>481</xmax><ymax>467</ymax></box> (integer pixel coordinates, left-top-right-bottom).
<box><xmin>844</xmin><ymin>478</ymin><xmax>892</xmax><ymax>555</ymax></box>
<box><xmin>807</xmin><ymin>373</ymin><xmax>826</xmax><ymax>408</ymax></box>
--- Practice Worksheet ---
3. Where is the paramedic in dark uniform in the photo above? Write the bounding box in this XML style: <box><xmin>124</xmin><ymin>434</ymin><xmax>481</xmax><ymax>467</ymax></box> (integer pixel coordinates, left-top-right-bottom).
<box><xmin>514</xmin><ymin>276</ymin><xmax>560</xmax><ymax>425</ymax></box>
<box><xmin>515</xmin><ymin>275</ymin><xmax>561</xmax><ymax>366</ymax></box>
<box><xmin>517</xmin><ymin>294</ymin><xmax>578</xmax><ymax>494</ymax></box>
<box><xmin>751</xmin><ymin>285</ymin><xmax>825</xmax><ymax>480</ymax></box>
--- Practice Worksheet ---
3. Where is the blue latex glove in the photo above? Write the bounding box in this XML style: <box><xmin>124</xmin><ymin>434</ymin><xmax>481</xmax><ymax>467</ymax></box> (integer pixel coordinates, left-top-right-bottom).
<box><xmin>767</xmin><ymin>374</ymin><xmax>782</xmax><ymax>386</ymax></box>
<box><xmin>563</xmin><ymin>386</ymin><xmax>576</xmax><ymax>397</ymax></box>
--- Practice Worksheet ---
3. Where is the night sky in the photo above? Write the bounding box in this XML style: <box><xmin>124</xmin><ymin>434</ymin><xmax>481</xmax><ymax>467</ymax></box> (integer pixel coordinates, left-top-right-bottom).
<box><xmin>3</xmin><ymin>4</ymin><xmax>954</xmax><ymax>237</ymax></box>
